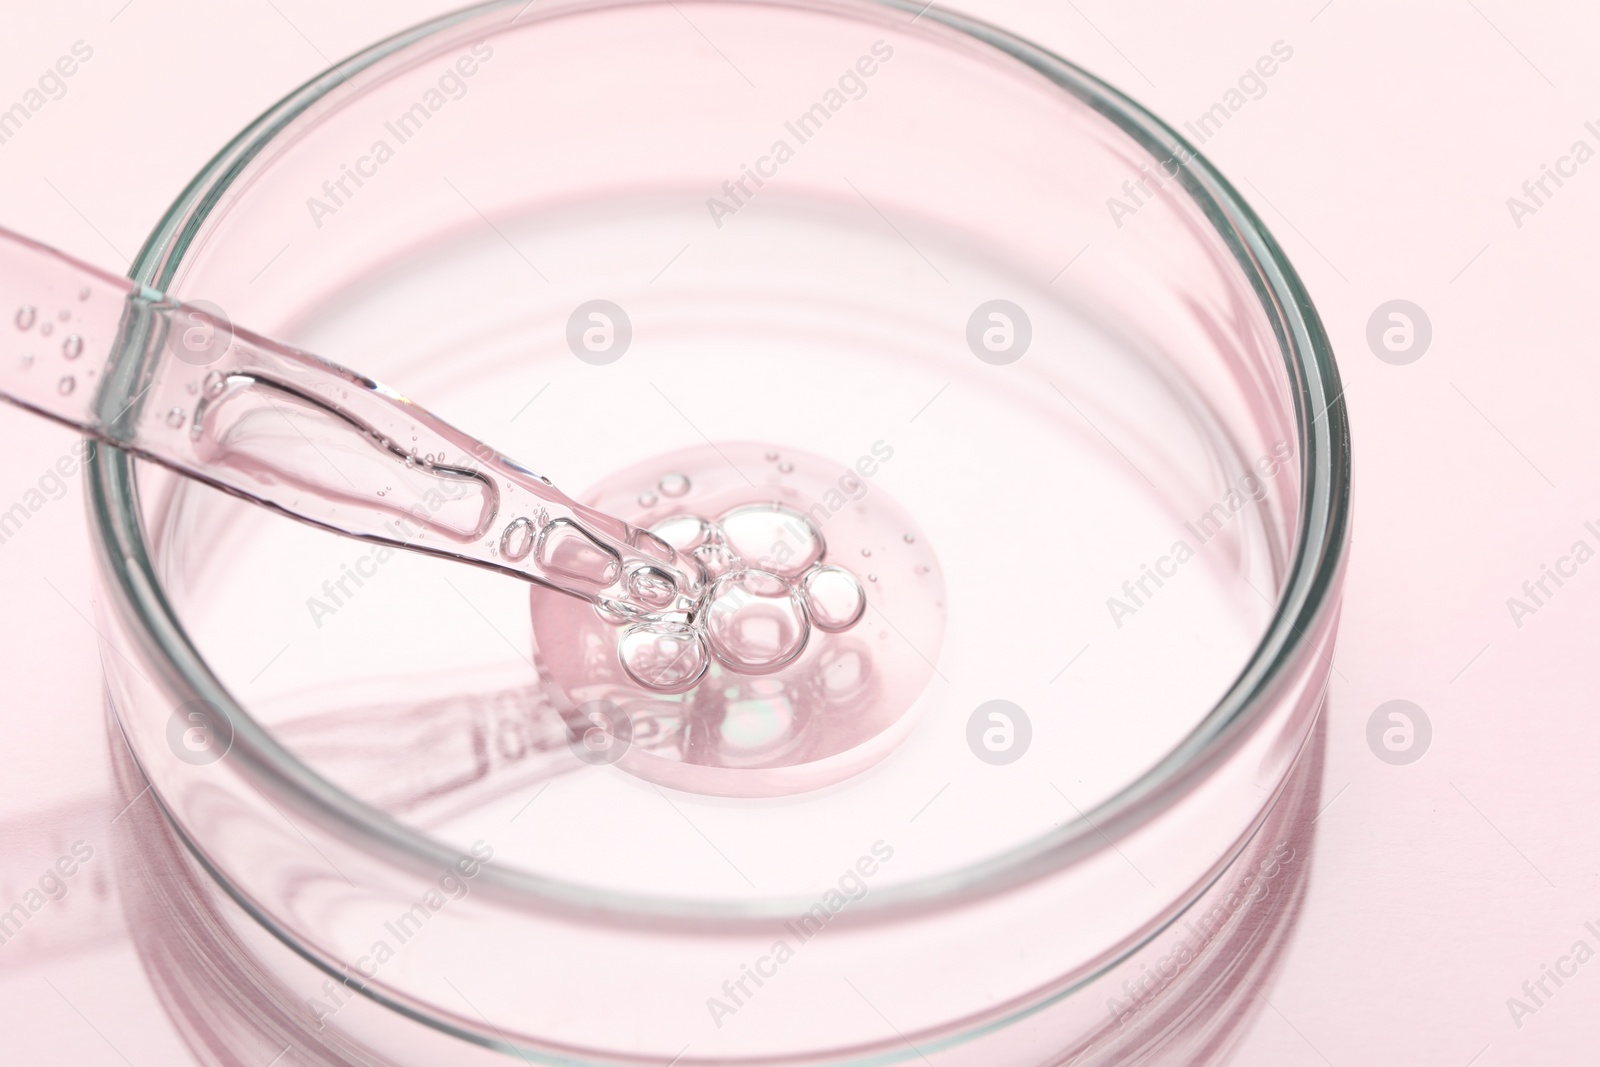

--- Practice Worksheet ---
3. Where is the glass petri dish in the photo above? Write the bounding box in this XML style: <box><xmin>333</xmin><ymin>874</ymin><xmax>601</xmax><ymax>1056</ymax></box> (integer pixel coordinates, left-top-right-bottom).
<box><xmin>88</xmin><ymin>0</ymin><xmax>1350</xmax><ymax>1063</ymax></box>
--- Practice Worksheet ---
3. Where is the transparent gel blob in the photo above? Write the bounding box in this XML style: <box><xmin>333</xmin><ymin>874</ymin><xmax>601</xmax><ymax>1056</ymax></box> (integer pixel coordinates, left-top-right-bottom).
<box><xmin>527</xmin><ymin>442</ymin><xmax>947</xmax><ymax>797</ymax></box>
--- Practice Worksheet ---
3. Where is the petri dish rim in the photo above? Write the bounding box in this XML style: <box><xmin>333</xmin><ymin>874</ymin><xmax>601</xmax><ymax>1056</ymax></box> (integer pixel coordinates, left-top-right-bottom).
<box><xmin>87</xmin><ymin>0</ymin><xmax>1351</xmax><ymax>926</ymax></box>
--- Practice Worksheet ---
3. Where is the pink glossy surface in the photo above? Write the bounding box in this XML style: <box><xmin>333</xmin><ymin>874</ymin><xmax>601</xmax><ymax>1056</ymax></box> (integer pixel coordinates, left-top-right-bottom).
<box><xmin>0</xmin><ymin>3</ymin><xmax>1595</xmax><ymax>1066</ymax></box>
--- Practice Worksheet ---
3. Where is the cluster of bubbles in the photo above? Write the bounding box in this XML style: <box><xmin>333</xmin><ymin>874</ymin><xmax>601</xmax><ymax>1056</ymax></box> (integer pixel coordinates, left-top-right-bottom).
<box><xmin>15</xmin><ymin>295</ymin><xmax>91</xmax><ymax>399</ymax></box>
<box><xmin>609</xmin><ymin>478</ymin><xmax>869</xmax><ymax>694</ymax></box>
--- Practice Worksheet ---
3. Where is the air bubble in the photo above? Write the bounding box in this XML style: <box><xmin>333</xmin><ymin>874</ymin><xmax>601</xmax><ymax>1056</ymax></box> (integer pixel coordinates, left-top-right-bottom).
<box><xmin>904</xmin><ymin>534</ymin><xmax>915</xmax><ymax>543</ymax></box>
<box><xmin>203</xmin><ymin>370</ymin><xmax>227</xmax><ymax>397</ymax></box>
<box><xmin>703</xmin><ymin>569</ymin><xmax>809</xmax><ymax>674</ymax></box>
<box><xmin>500</xmin><ymin>516</ymin><xmax>537</xmax><ymax>562</ymax></box>
<box><xmin>860</xmin><ymin>548</ymin><xmax>871</xmax><ymax>557</ymax></box>
<box><xmin>40</xmin><ymin>322</ymin><xmax>52</xmax><ymax>337</ymax></box>
<box><xmin>620</xmin><ymin>622</ymin><xmax>708</xmax><ymax>693</ymax></box>
<box><xmin>658</xmin><ymin>472</ymin><xmax>690</xmax><ymax>498</ymax></box>
<box><xmin>638</xmin><ymin>491</ymin><xmax>658</xmax><ymax>508</ymax></box>
<box><xmin>802</xmin><ymin>565</ymin><xmax>866</xmax><ymax>632</ymax></box>
<box><xmin>62</xmin><ymin>334</ymin><xmax>84</xmax><ymax>360</ymax></box>
<box><xmin>165</xmin><ymin>407</ymin><xmax>186</xmax><ymax>429</ymax></box>
<box><xmin>626</xmin><ymin>565</ymin><xmax>678</xmax><ymax>609</ymax></box>
<box><xmin>15</xmin><ymin>306</ymin><xmax>36</xmax><ymax>330</ymax></box>
<box><xmin>593</xmin><ymin>598</ymin><xmax>644</xmax><ymax>626</ymax></box>
<box><xmin>693</xmin><ymin>543</ymin><xmax>736</xmax><ymax>579</ymax></box>
<box><xmin>629</xmin><ymin>527</ymin><xmax>676</xmax><ymax>564</ymax></box>
<box><xmin>651</xmin><ymin>514</ymin><xmax>710</xmax><ymax>552</ymax></box>
<box><xmin>867</xmin><ymin>574</ymin><xmax>878</xmax><ymax>582</ymax></box>
<box><xmin>718</xmin><ymin>504</ymin><xmax>824</xmax><ymax>578</ymax></box>
<box><xmin>78</xmin><ymin>287</ymin><xmax>90</xmax><ymax>302</ymax></box>
<box><xmin>765</xmin><ymin>450</ymin><xmax>779</xmax><ymax>461</ymax></box>
<box><xmin>536</xmin><ymin>518</ymin><xmax>622</xmax><ymax>586</ymax></box>
<box><xmin>58</xmin><ymin>375</ymin><xmax>75</xmax><ymax>395</ymax></box>
<box><xmin>777</xmin><ymin>461</ymin><xmax>794</xmax><ymax>473</ymax></box>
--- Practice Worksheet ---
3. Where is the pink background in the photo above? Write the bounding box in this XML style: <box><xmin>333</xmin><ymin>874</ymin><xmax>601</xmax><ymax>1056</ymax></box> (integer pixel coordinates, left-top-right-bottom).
<box><xmin>1</xmin><ymin>0</ymin><xmax>1597</xmax><ymax>1063</ymax></box>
